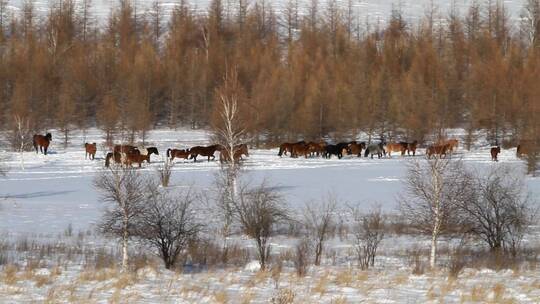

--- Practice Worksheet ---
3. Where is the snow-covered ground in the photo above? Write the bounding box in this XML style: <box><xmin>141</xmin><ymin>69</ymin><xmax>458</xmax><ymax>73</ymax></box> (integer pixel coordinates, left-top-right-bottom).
<box><xmin>1</xmin><ymin>127</ymin><xmax>540</xmax><ymax>303</ymax></box>
<box><xmin>0</xmin><ymin>128</ymin><xmax>538</xmax><ymax>236</ymax></box>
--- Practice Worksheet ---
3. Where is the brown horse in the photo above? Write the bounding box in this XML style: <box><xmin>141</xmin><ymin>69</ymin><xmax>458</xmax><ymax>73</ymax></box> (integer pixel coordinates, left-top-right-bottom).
<box><xmin>347</xmin><ymin>142</ymin><xmax>366</xmax><ymax>157</ymax></box>
<box><xmin>189</xmin><ymin>144</ymin><xmax>223</xmax><ymax>162</ymax></box>
<box><xmin>167</xmin><ymin>148</ymin><xmax>191</xmax><ymax>162</ymax></box>
<box><xmin>426</xmin><ymin>144</ymin><xmax>450</xmax><ymax>159</ymax></box>
<box><xmin>105</xmin><ymin>152</ymin><xmax>121</xmax><ymax>167</ymax></box>
<box><xmin>33</xmin><ymin>133</ymin><xmax>52</xmax><ymax>155</ymax></box>
<box><xmin>113</xmin><ymin>144</ymin><xmax>138</xmax><ymax>154</ymax></box>
<box><xmin>386</xmin><ymin>142</ymin><xmax>407</xmax><ymax>157</ymax></box>
<box><xmin>307</xmin><ymin>141</ymin><xmax>326</xmax><ymax>157</ymax></box>
<box><xmin>291</xmin><ymin>143</ymin><xmax>310</xmax><ymax>158</ymax></box>
<box><xmin>438</xmin><ymin>139</ymin><xmax>459</xmax><ymax>152</ymax></box>
<box><xmin>491</xmin><ymin>146</ymin><xmax>501</xmax><ymax>162</ymax></box>
<box><xmin>516</xmin><ymin>140</ymin><xmax>538</xmax><ymax>158</ymax></box>
<box><xmin>403</xmin><ymin>140</ymin><xmax>418</xmax><ymax>156</ymax></box>
<box><xmin>125</xmin><ymin>153</ymin><xmax>150</xmax><ymax>168</ymax></box>
<box><xmin>220</xmin><ymin>144</ymin><xmax>250</xmax><ymax>163</ymax></box>
<box><xmin>278</xmin><ymin>141</ymin><xmax>305</xmax><ymax>157</ymax></box>
<box><xmin>85</xmin><ymin>143</ymin><xmax>97</xmax><ymax>160</ymax></box>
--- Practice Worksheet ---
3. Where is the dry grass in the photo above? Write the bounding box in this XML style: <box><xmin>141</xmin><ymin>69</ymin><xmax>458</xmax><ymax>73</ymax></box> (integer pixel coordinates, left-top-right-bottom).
<box><xmin>334</xmin><ymin>269</ymin><xmax>354</xmax><ymax>287</ymax></box>
<box><xmin>330</xmin><ymin>297</ymin><xmax>348</xmax><ymax>304</ymax></box>
<box><xmin>271</xmin><ymin>288</ymin><xmax>296</xmax><ymax>304</ymax></box>
<box><xmin>213</xmin><ymin>290</ymin><xmax>229</xmax><ymax>304</ymax></box>
<box><xmin>2</xmin><ymin>264</ymin><xmax>19</xmax><ymax>285</ymax></box>
<box><xmin>112</xmin><ymin>272</ymin><xmax>138</xmax><ymax>289</ymax></box>
<box><xmin>79</xmin><ymin>267</ymin><xmax>119</xmax><ymax>282</ymax></box>
<box><xmin>312</xmin><ymin>274</ymin><xmax>329</xmax><ymax>296</ymax></box>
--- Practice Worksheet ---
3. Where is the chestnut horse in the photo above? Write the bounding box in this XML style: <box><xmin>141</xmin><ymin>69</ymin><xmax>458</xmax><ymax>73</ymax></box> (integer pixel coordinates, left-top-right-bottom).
<box><xmin>125</xmin><ymin>153</ymin><xmax>150</xmax><ymax>168</ymax></box>
<box><xmin>220</xmin><ymin>144</ymin><xmax>250</xmax><ymax>163</ymax></box>
<box><xmin>291</xmin><ymin>143</ymin><xmax>310</xmax><ymax>158</ymax></box>
<box><xmin>105</xmin><ymin>152</ymin><xmax>122</xmax><ymax>167</ymax></box>
<box><xmin>386</xmin><ymin>142</ymin><xmax>407</xmax><ymax>157</ymax></box>
<box><xmin>189</xmin><ymin>144</ymin><xmax>223</xmax><ymax>162</ymax></box>
<box><xmin>85</xmin><ymin>143</ymin><xmax>97</xmax><ymax>160</ymax></box>
<box><xmin>278</xmin><ymin>141</ymin><xmax>305</xmax><ymax>157</ymax></box>
<box><xmin>426</xmin><ymin>144</ymin><xmax>450</xmax><ymax>159</ymax></box>
<box><xmin>438</xmin><ymin>139</ymin><xmax>459</xmax><ymax>152</ymax></box>
<box><xmin>307</xmin><ymin>141</ymin><xmax>326</xmax><ymax>157</ymax></box>
<box><xmin>33</xmin><ymin>133</ymin><xmax>52</xmax><ymax>155</ymax></box>
<box><xmin>167</xmin><ymin>148</ymin><xmax>191</xmax><ymax>162</ymax></box>
<box><xmin>347</xmin><ymin>142</ymin><xmax>366</xmax><ymax>157</ymax></box>
<box><xmin>491</xmin><ymin>146</ymin><xmax>501</xmax><ymax>162</ymax></box>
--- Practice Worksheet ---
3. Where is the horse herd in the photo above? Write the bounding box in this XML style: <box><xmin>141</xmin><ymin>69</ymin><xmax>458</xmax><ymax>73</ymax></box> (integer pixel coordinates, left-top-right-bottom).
<box><xmin>29</xmin><ymin>132</ymin><xmax>537</xmax><ymax>168</ymax></box>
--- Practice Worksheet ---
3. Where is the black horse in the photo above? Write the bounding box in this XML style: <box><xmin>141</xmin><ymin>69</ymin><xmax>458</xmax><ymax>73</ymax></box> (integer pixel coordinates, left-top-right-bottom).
<box><xmin>324</xmin><ymin>144</ymin><xmax>343</xmax><ymax>159</ymax></box>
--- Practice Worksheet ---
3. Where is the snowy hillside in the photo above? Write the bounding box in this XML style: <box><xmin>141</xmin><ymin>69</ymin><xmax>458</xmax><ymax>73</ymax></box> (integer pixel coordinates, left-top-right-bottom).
<box><xmin>6</xmin><ymin>0</ymin><xmax>528</xmax><ymax>26</ymax></box>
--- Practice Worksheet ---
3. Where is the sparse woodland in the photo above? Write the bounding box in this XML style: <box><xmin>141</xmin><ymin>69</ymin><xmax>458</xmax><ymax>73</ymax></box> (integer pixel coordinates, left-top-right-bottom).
<box><xmin>0</xmin><ymin>0</ymin><xmax>538</xmax><ymax>147</ymax></box>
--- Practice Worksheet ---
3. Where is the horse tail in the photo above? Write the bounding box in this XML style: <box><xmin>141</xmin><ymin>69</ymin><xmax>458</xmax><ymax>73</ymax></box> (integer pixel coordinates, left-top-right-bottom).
<box><xmin>516</xmin><ymin>145</ymin><xmax>521</xmax><ymax>157</ymax></box>
<box><xmin>32</xmin><ymin>135</ymin><xmax>37</xmax><ymax>149</ymax></box>
<box><xmin>105</xmin><ymin>153</ymin><xmax>111</xmax><ymax>167</ymax></box>
<box><xmin>364</xmin><ymin>147</ymin><xmax>369</xmax><ymax>158</ymax></box>
<box><xmin>167</xmin><ymin>148</ymin><xmax>171</xmax><ymax>158</ymax></box>
<box><xmin>278</xmin><ymin>146</ymin><xmax>283</xmax><ymax>157</ymax></box>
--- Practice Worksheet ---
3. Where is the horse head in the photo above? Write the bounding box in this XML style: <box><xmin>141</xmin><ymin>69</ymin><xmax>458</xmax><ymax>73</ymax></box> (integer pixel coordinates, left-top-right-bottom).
<box><xmin>46</xmin><ymin>133</ymin><xmax>52</xmax><ymax>141</ymax></box>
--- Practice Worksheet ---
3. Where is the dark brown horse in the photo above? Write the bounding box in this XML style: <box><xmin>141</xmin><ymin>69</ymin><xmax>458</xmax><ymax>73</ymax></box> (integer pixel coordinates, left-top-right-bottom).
<box><xmin>307</xmin><ymin>141</ymin><xmax>326</xmax><ymax>157</ymax></box>
<box><xmin>278</xmin><ymin>141</ymin><xmax>305</xmax><ymax>157</ymax></box>
<box><xmin>105</xmin><ymin>152</ymin><xmax>121</xmax><ymax>167</ymax></box>
<box><xmin>220</xmin><ymin>144</ymin><xmax>249</xmax><ymax>163</ymax></box>
<box><xmin>167</xmin><ymin>148</ymin><xmax>191</xmax><ymax>162</ymax></box>
<box><xmin>125</xmin><ymin>153</ymin><xmax>150</xmax><ymax>168</ymax></box>
<box><xmin>291</xmin><ymin>143</ymin><xmax>310</xmax><ymax>158</ymax></box>
<box><xmin>404</xmin><ymin>140</ymin><xmax>418</xmax><ymax>156</ymax></box>
<box><xmin>516</xmin><ymin>141</ymin><xmax>537</xmax><ymax>158</ymax></box>
<box><xmin>189</xmin><ymin>144</ymin><xmax>223</xmax><ymax>162</ymax></box>
<box><xmin>491</xmin><ymin>146</ymin><xmax>501</xmax><ymax>162</ymax></box>
<box><xmin>33</xmin><ymin>133</ymin><xmax>52</xmax><ymax>155</ymax></box>
<box><xmin>85</xmin><ymin>143</ymin><xmax>97</xmax><ymax>160</ymax></box>
<box><xmin>426</xmin><ymin>144</ymin><xmax>450</xmax><ymax>159</ymax></box>
<box><xmin>347</xmin><ymin>142</ymin><xmax>366</xmax><ymax>157</ymax></box>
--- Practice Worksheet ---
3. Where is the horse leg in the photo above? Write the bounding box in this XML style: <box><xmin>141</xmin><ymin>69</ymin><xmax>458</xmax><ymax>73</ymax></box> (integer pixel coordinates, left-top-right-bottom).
<box><xmin>44</xmin><ymin>146</ymin><xmax>47</xmax><ymax>155</ymax></box>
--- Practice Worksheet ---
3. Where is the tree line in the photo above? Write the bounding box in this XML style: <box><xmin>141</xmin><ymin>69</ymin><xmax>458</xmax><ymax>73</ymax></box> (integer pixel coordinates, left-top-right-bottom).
<box><xmin>0</xmin><ymin>0</ymin><xmax>539</xmax><ymax>147</ymax></box>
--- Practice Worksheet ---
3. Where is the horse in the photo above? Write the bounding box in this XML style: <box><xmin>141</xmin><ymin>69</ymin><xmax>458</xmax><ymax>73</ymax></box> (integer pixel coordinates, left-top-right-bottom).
<box><xmin>125</xmin><ymin>152</ymin><xmax>150</xmax><ymax>168</ymax></box>
<box><xmin>167</xmin><ymin>148</ymin><xmax>191</xmax><ymax>162</ymax></box>
<box><xmin>189</xmin><ymin>144</ymin><xmax>223</xmax><ymax>162</ymax></box>
<box><xmin>516</xmin><ymin>141</ymin><xmax>537</xmax><ymax>158</ymax></box>
<box><xmin>324</xmin><ymin>144</ymin><xmax>343</xmax><ymax>159</ymax></box>
<box><xmin>336</xmin><ymin>142</ymin><xmax>352</xmax><ymax>157</ymax></box>
<box><xmin>438</xmin><ymin>139</ymin><xmax>459</xmax><ymax>152</ymax></box>
<box><xmin>364</xmin><ymin>143</ymin><xmax>386</xmax><ymax>159</ymax></box>
<box><xmin>426</xmin><ymin>144</ymin><xmax>450</xmax><ymax>159</ymax></box>
<box><xmin>402</xmin><ymin>140</ymin><xmax>418</xmax><ymax>156</ymax></box>
<box><xmin>33</xmin><ymin>133</ymin><xmax>52</xmax><ymax>155</ymax></box>
<box><xmin>278</xmin><ymin>141</ymin><xmax>305</xmax><ymax>157</ymax></box>
<box><xmin>386</xmin><ymin>142</ymin><xmax>407</xmax><ymax>157</ymax></box>
<box><xmin>307</xmin><ymin>141</ymin><xmax>326</xmax><ymax>157</ymax></box>
<box><xmin>105</xmin><ymin>152</ymin><xmax>121</xmax><ymax>167</ymax></box>
<box><xmin>347</xmin><ymin>142</ymin><xmax>366</xmax><ymax>157</ymax></box>
<box><xmin>138</xmin><ymin>147</ymin><xmax>159</xmax><ymax>157</ymax></box>
<box><xmin>85</xmin><ymin>143</ymin><xmax>97</xmax><ymax>160</ymax></box>
<box><xmin>220</xmin><ymin>144</ymin><xmax>250</xmax><ymax>163</ymax></box>
<box><xmin>491</xmin><ymin>146</ymin><xmax>501</xmax><ymax>162</ymax></box>
<box><xmin>113</xmin><ymin>144</ymin><xmax>138</xmax><ymax>154</ymax></box>
<box><xmin>291</xmin><ymin>143</ymin><xmax>311</xmax><ymax>158</ymax></box>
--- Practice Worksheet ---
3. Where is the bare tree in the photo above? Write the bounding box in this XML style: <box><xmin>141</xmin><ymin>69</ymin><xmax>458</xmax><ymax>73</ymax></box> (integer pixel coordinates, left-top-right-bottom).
<box><xmin>520</xmin><ymin>0</ymin><xmax>540</xmax><ymax>47</ymax></box>
<box><xmin>94</xmin><ymin>167</ymin><xmax>147</xmax><ymax>271</ymax></box>
<box><xmin>156</xmin><ymin>157</ymin><xmax>174</xmax><ymax>187</ymax></box>
<box><xmin>212</xmin><ymin>68</ymin><xmax>247</xmax><ymax>262</ymax></box>
<box><xmin>399</xmin><ymin>158</ymin><xmax>471</xmax><ymax>269</ymax></box>
<box><xmin>232</xmin><ymin>183</ymin><xmax>288</xmax><ymax>270</ymax></box>
<box><xmin>350</xmin><ymin>206</ymin><xmax>385</xmax><ymax>270</ymax></box>
<box><xmin>303</xmin><ymin>196</ymin><xmax>337</xmax><ymax>266</ymax></box>
<box><xmin>10</xmin><ymin>115</ymin><xmax>31</xmax><ymax>170</ymax></box>
<box><xmin>0</xmin><ymin>154</ymin><xmax>8</xmax><ymax>177</ymax></box>
<box><xmin>457</xmin><ymin>165</ymin><xmax>536</xmax><ymax>256</ymax></box>
<box><xmin>136</xmin><ymin>185</ymin><xmax>203</xmax><ymax>269</ymax></box>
